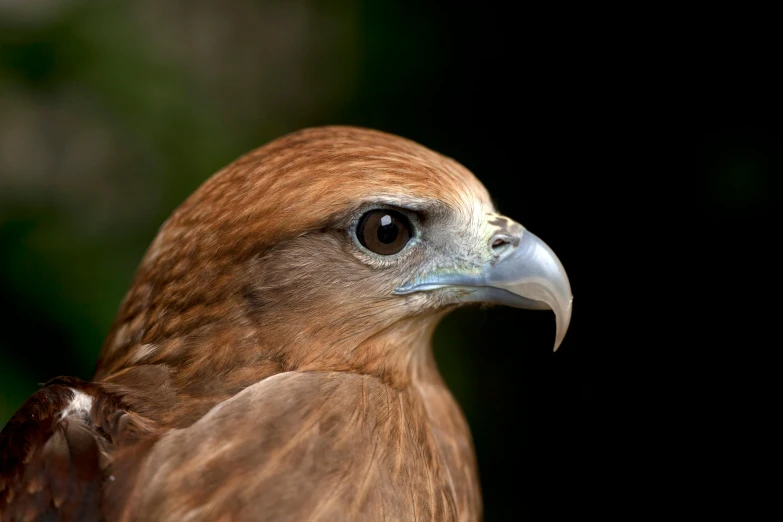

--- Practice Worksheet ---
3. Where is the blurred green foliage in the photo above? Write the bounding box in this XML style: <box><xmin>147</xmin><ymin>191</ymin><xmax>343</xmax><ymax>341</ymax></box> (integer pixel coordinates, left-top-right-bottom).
<box><xmin>0</xmin><ymin>0</ymin><xmax>368</xmax><ymax>425</ymax></box>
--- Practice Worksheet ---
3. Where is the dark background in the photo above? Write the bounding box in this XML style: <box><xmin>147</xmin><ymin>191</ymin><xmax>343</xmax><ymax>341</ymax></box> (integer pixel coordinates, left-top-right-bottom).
<box><xmin>1</xmin><ymin>2</ymin><xmax>777</xmax><ymax>519</ymax></box>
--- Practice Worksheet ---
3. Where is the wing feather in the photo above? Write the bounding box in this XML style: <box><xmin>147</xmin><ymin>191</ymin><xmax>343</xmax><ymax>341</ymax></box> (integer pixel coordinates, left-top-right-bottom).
<box><xmin>0</xmin><ymin>378</ymin><xmax>153</xmax><ymax>522</ymax></box>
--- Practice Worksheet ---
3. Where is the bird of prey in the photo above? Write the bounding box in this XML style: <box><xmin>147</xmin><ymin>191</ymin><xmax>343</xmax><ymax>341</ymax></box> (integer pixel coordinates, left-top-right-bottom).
<box><xmin>0</xmin><ymin>126</ymin><xmax>572</xmax><ymax>521</ymax></box>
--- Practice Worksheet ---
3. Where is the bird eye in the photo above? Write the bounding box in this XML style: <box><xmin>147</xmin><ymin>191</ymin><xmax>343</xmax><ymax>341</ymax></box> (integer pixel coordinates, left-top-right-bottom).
<box><xmin>356</xmin><ymin>209</ymin><xmax>412</xmax><ymax>255</ymax></box>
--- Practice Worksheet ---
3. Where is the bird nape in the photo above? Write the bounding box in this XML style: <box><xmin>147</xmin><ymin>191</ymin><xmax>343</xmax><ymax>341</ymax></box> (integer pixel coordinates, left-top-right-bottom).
<box><xmin>0</xmin><ymin>126</ymin><xmax>572</xmax><ymax>521</ymax></box>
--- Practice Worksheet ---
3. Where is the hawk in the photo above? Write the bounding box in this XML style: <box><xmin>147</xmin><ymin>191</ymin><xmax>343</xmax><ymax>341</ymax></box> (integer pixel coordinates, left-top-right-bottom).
<box><xmin>0</xmin><ymin>126</ymin><xmax>572</xmax><ymax>521</ymax></box>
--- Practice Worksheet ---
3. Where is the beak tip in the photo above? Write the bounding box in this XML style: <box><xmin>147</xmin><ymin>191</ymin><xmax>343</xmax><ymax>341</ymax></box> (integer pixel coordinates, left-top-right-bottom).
<box><xmin>552</xmin><ymin>296</ymin><xmax>573</xmax><ymax>353</ymax></box>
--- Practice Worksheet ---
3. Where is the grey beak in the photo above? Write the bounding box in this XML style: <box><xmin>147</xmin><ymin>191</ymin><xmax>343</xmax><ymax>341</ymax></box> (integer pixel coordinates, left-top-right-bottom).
<box><xmin>395</xmin><ymin>228</ymin><xmax>573</xmax><ymax>351</ymax></box>
<box><xmin>485</xmin><ymin>230</ymin><xmax>573</xmax><ymax>351</ymax></box>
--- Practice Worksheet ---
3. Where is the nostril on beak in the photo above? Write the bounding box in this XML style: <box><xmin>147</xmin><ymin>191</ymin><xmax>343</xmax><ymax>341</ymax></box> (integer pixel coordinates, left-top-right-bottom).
<box><xmin>491</xmin><ymin>237</ymin><xmax>508</xmax><ymax>249</ymax></box>
<box><xmin>489</xmin><ymin>234</ymin><xmax>519</xmax><ymax>256</ymax></box>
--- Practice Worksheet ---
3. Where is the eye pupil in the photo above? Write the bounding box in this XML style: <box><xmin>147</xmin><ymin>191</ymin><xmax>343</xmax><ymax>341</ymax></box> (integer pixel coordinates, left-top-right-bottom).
<box><xmin>356</xmin><ymin>209</ymin><xmax>412</xmax><ymax>255</ymax></box>
<box><xmin>377</xmin><ymin>216</ymin><xmax>399</xmax><ymax>244</ymax></box>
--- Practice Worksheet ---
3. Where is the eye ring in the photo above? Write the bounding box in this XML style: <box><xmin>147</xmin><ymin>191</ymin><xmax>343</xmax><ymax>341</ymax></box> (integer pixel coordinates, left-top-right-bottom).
<box><xmin>356</xmin><ymin>209</ymin><xmax>413</xmax><ymax>256</ymax></box>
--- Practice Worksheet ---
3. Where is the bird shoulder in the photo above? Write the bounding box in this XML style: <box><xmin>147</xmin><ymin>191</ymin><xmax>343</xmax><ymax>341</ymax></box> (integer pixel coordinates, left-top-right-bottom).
<box><xmin>120</xmin><ymin>370</ymin><xmax>477</xmax><ymax>522</ymax></box>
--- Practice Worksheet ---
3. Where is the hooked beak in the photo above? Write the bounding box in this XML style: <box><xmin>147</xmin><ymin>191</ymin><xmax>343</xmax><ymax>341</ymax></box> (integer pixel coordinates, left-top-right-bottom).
<box><xmin>395</xmin><ymin>225</ymin><xmax>573</xmax><ymax>351</ymax></box>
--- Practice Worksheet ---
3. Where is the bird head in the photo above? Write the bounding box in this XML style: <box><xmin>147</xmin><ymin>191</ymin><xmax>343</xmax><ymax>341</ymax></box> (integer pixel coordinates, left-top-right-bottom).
<box><xmin>97</xmin><ymin>126</ymin><xmax>572</xmax><ymax>391</ymax></box>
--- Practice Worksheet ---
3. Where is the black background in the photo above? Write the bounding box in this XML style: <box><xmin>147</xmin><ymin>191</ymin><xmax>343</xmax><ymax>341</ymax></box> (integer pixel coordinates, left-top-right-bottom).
<box><xmin>346</xmin><ymin>7</ymin><xmax>778</xmax><ymax>517</ymax></box>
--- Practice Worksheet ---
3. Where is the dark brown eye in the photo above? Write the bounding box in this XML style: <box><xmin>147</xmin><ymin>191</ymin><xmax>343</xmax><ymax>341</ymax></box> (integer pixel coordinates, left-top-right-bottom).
<box><xmin>356</xmin><ymin>209</ymin><xmax>412</xmax><ymax>255</ymax></box>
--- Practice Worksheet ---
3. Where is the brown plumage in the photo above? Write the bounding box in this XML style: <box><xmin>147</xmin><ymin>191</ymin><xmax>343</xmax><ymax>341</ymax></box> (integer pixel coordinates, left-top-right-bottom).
<box><xmin>0</xmin><ymin>126</ymin><xmax>572</xmax><ymax>521</ymax></box>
